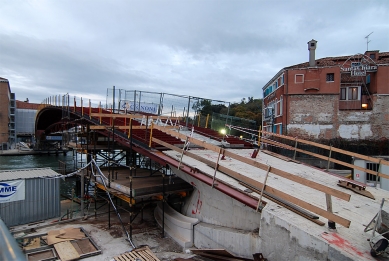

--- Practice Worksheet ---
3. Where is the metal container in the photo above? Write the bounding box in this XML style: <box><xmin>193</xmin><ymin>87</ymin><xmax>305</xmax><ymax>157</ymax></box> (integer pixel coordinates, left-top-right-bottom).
<box><xmin>0</xmin><ymin>168</ymin><xmax>61</xmax><ymax>227</ymax></box>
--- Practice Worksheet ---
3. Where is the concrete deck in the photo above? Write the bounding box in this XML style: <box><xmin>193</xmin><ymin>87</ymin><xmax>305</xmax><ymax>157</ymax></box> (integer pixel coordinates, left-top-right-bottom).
<box><xmin>162</xmin><ymin>148</ymin><xmax>389</xmax><ymax>260</ymax></box>
<box><xmin>92</xmin><ymin>168</ymin><xmax>193</xmax><ymax>199</ymax></box>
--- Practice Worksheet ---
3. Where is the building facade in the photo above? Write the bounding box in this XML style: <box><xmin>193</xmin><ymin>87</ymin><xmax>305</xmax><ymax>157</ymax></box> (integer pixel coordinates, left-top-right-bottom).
<box><xmin>262</xmin><ymin>40</ymin><xmax>389</xmax><ymax>141</ymax></box>
<box><xmin>0</xmin><ymin>77</ymin><xmax>16</xmax><ymax>149</ymax></box>
<box><xmin>16</xmin><ymin>100</ymin><xmax>40</xmax><ymax>145</ymax></box>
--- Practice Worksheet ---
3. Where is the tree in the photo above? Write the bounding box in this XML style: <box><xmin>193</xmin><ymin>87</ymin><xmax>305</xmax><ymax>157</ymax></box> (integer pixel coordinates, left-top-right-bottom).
<box><xmin>192</xmin><ymin>99</ymin><xmax>227</xmax><ymax>116</ymax></box>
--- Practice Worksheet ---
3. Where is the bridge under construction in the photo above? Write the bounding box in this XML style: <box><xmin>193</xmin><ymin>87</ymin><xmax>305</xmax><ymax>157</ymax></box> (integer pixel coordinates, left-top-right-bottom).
<box><xmin>33</xmin><ymin>93</ymin><xmax>389</xmax><ymax>260</ymax></box>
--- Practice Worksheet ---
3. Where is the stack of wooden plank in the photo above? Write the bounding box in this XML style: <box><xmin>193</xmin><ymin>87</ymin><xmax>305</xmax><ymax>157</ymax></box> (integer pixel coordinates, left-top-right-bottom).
<box><xmin>114</xmin><ymin>246</ymin><xmax>160</xmax><ymax>261</ymax></box>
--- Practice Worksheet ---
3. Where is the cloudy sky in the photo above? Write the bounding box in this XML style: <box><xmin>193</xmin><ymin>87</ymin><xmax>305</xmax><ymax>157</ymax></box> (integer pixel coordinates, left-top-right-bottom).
<box><xmin>1</xmin><ymin>0</ymin><xmax>388</xmax><ymax>104</ymax></box>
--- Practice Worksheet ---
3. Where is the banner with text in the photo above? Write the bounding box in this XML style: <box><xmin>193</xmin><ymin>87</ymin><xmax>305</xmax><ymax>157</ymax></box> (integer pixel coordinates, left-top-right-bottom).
<box><xmin>121</xmin><ymin>101</ymin><xmax>159</xmax><ymax>114</ymax></box>
<box><xmin>0</xmin><ymin>180</ymin><xmax>25</xmax><ymax>203</ymax></box>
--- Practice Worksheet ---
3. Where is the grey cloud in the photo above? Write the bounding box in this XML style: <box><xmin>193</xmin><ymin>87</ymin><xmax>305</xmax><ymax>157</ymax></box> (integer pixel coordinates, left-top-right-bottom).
<box><xmin>0</xmin><ymin>0</ymin><xmax>388</xmax><ymax>105</ymax></box>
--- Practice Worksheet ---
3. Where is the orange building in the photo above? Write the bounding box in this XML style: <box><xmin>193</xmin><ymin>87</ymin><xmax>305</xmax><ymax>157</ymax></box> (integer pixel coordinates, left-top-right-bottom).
<box><xmin>0</xmin><ymin>77</ymin><xmax>16</xmax><ymax>149</ymax></box>
<box><xmin>262</xmin><ymin>40</ymin><xmax>389</xmax><ymax>141</ymax></box>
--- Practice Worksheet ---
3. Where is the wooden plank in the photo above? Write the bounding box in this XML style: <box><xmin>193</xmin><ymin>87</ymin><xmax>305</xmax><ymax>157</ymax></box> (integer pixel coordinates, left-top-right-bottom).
<box><xmin>117</xmin><ymin>125</ymin><xmax>149</xmax><ymax>130</ymax></box>
<box><xmin>123</xmin><ymin>253</ymin><xmax>134</xmax><ymax>260</ymax></box>
<box><xmin>337</xmin><ymin>180</ymin><xmax>375</xmax><ymax>200</ymax></box>
<box><xmin>90</xmin><ymin>125</ymin><xmax>145</xmax><ymax>130</ymax></box>
<box><xmin>240</xmin><ymin>182</ymin><xmax>325</xmax><ymax>226</ymax></box>
<box><xmin>136</xmin><ymin>248</ymin><xmax>153</xmax><ymax>260</ymax></box>
<box><xmin>219</xmin><ymin>163</ymin><xmax>351</xmax><ymax>227</ymax></box>
<box><xmin>143</xmin><ymin>246</ymin><xmax>160</xmax><ymax>261</ymax></box>
<box><xmin>95</xmin><ymin>183</ymin><xmax>135</xmax><ymax>204</ymax></box>
<box><xmin>261</xmin><ymin>130</ymin><xmax>389</xmax><ymax>167</ymax></box>
<box><xmin>263</xmin><ymin>138</ymin><xmax>389</xmax><ymax>179</ymax></box>
<box><xmin>223</xmin><ymin>149</ymin><xmax>351</xmax><ymax>201</ymax></box>
<box><xmin>153</xmin><ymin>137</ymin><xmax>351</xmax><ymax>227</ymax></box>
<box><xmin>191</xmin><ymin>249</ymin><xmax>237</xmax><ymax>257</ymax></box>
<box><xmin>132</xmin><ymin>252</ymin><xmax>144</xmax><ymax>260</ymax></box>
<box><xmin>89</xmin><ymin>125</ymin><xmax>106</xmax><ymax>130</ymax></box>
<box><xmin>54</xmin><ymin>241</ymin><xmax>80</xmax><ymax>261</ymax></box>
<box><xmin>191</xmin><ymin>248</ymin><xmax>260</xmax><ymax>261</ymax></box>
<box><xmin>114</xmin><ymin>255</ymin><xmax>125</xmax><ymax>261</ymax></box>
<box><xmin>152</xmin><ymin>133</ymin><xmax>351</xmax><ymax>202</ymax></box>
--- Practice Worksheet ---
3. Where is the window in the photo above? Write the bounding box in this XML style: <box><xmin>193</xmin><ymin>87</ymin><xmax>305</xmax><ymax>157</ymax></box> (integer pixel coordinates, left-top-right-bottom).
<box><xmin>279</xmin><ymin>95</ymin><xmax>283</xmax><ymax>116</ymax></box>
<box><xmin>274</xmin><ymin>99</ymin><xmax>278</xmax><ymax>116</ymax></box>
<box><xmin>370</xmin><ymin>53</ymin><xmax>376</xmax><ymax>60</ymax></box>
<box><xmin>348</xmin><ymin>87</ymin><xmax>358</xmax><ymax>100</ymax></box>
<box><xmin>340</xmin><ymin>86</ymin><xmax>360</xmax><ymax>100</ymax></box>
<box><xmin>366</xmin><ymin>163</ymin><xmax>380</xmax><ymax>182</ymax></box>
<box><xmin>295</xmin><ymin>74</ymin><xmax>304</xmax><ymax>83</ymax></box>
<box><xmin>351</xmin><ymin>62</ymin><xmax>361</xmax><ymax>67</ymax></box>
<box><xmin>326</xmin><ymin>73</ymin><xmax>334</xmax><ymax>82</ymax></box>
<box><xmin>340</xmin><ymin>88</ymin><xmax>347</xmax><ymax>100</ymax></box>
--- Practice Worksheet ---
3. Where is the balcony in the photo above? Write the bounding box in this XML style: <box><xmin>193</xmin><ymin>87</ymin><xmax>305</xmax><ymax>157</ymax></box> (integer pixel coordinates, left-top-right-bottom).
<box><xmin>339</xmin><ymin>95</ymin><xmax>372</xmax><ymax>110</ymax></box>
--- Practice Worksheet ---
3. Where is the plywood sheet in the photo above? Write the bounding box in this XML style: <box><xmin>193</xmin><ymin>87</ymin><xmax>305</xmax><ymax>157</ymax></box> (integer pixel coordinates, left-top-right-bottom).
<box><xmin>71</xmin><ymin>238</ymin><xmax>97</xmax><ymax>254</ymax></box>
<box><xmin>23</xmin><ymin>237</ymin><xmax>40</xmax><ymax>250</ymax></box>
<box><xmin>54</xmin><ymin>241</ymin><xmax>80</xmax><ymax>261</ymax></box>
<box><xmin>47</xmin><ymin>227</ymin><xmax>86</xmax><ymax>245</ymax></box>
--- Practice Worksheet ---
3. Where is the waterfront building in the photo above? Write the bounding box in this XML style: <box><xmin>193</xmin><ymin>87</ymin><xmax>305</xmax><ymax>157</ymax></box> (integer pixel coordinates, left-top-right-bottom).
<box><xmin>0</xmin><ymin>77</ymin><xmax>40</xmax><ymax>149</ymax></box>
<box><xmin>262</xmin><ymin>40</ymin><xmax>389</xmax><ymax>141</ymax></box>
<box><xmin>0</xmin><ymin>77</ymin><xmax>15</xmax><ymax>149</ymax></box>
<box><xmin>15</xmin><ymin>100</ymin><xmax>40</xmax><ymax>146</ymax></box>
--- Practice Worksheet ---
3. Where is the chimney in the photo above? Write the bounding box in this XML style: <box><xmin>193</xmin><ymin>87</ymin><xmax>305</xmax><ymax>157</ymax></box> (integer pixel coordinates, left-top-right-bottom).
<box><xmin>308</xmin><ymin>39</ymin><xmax>317</xmax><ymax>67</ymax></box>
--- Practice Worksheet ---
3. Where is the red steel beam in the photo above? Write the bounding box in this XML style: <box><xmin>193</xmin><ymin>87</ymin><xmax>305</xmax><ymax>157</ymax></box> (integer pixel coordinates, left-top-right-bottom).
<box><xmin>150</xmin><ymin>151</ymin><xmax>261</xmax><ymax>210</ymax></box>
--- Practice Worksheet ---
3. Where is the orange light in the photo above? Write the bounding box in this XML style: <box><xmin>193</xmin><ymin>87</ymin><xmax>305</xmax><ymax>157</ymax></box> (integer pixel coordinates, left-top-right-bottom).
<box><xmin>362</xmin><ymin>103</ymin><xmax>368</xmax><ymax>109</ymax></box>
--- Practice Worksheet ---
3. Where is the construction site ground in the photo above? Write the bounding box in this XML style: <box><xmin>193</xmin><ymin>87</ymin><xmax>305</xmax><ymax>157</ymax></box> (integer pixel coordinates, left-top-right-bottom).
<box><xmin>11</xmin><ymin>199</ymin><xmax>210</xmax><ymax>261</ymax></box>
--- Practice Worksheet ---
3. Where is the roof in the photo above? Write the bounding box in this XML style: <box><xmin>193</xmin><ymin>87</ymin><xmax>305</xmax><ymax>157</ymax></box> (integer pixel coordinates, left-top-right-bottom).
<box><xmin>286</xmin><ymin>52</ymin><xmax>389</xmax><ymax>70</ymax></box>
<box><xmin>0</xmin><ymin>77</ymin><xmax>9</xmax><ymax>82</ymax></box>
<box><xmin>262</xmin><ymin>51</ymin><xmax>389</xmax><ymax>90</ymax></box>
<box><xmin>0</xmin><ymin>168</ymin><xmax>60</xmax><ymax>181</ymax></box>
<box><xmin>16</xmin><ymin>100</ymin><xmax>40</xmax><ymax>110</ymax></box>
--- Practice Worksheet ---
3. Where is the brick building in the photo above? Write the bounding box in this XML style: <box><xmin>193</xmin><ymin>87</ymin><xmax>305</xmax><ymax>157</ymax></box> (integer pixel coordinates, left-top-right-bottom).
<box><xmin>262</xmin><ymin>40</ymin><xmax>389</xmax><ymax>141</ymax></box>
<box><xmin>0</xmin><ymin>77</ymin><xmax>16</xmax><ymax>149</ymax></box>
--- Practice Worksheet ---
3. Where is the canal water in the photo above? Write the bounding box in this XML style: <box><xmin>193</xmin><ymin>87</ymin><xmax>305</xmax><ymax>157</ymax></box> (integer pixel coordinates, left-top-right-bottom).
<box><xmin>0</xmin><ymin>153</ymin><xmax>75</xmax><ymax>172</ymax></box>
<box><xmin>0</xmin><ymin>153</ymin><xmax>81</xmax><ymax>197</ymax></box>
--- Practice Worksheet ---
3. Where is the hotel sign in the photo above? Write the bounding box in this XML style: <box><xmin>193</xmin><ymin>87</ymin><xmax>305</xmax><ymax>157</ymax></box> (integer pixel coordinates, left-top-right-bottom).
<box><xmin>341</xmin><ymin>65</ymin><xmax>377</xmax><ymax>76</ymax></box>
<box><xmin>340</xmin><ymin>55</ymin><xmax>378</xmax><ymax>77</ymax></box>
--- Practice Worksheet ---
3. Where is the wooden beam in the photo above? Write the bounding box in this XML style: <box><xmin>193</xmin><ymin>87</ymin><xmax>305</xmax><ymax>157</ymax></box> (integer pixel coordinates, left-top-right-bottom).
<box><xmin>223</xmin><ymin>149</ymin><xmax>351</xmax><ymax>201</ymax></box>
<box><xmin>89</xmin><ymin>126</ymin><xmax>106</xmax><ymax>130</ymax></box>
<box><xmin>152</xmin><ymin>137</ymin><xmax>351</xmax><ymax>227</ymax></box>
<box><xmin>152</xmin><ymin>126</ymin><xmax>351</xmax><ymax>201</ymax></box>
<box><xmin>261</xmin><ymin>130</ymin><xmax>389</xmax><ymax>167</ymax></box>
<box><xmin>240</xmin><ymin>182</ymin><xmax>325</xmax><ymax>226</ymax></box>
<box><xmin>96</xmin><ymin>183</ymin><xmax>135</xmax><ymax>204</ymax></box>
<box><xmin>263</xmin><ymin>139</ymin><xmax>389</xmax><ymax>179</ymax></box>
<box><xmin>90</xmin><ymin>113</ymin><xmax>180</xmax><ymax>120</ymax></box>
<box><xmin>89</xmin><ymin>125</ymin><xmax>147</xmax><ymax>130</ymax></box>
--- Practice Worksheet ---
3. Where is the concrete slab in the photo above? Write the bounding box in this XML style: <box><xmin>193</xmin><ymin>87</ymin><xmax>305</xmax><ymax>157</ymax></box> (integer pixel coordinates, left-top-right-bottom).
<box><xmin>162</xmin><ymin>148</ymin><xmax>389</xmax><ymax>260</ymax></box>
